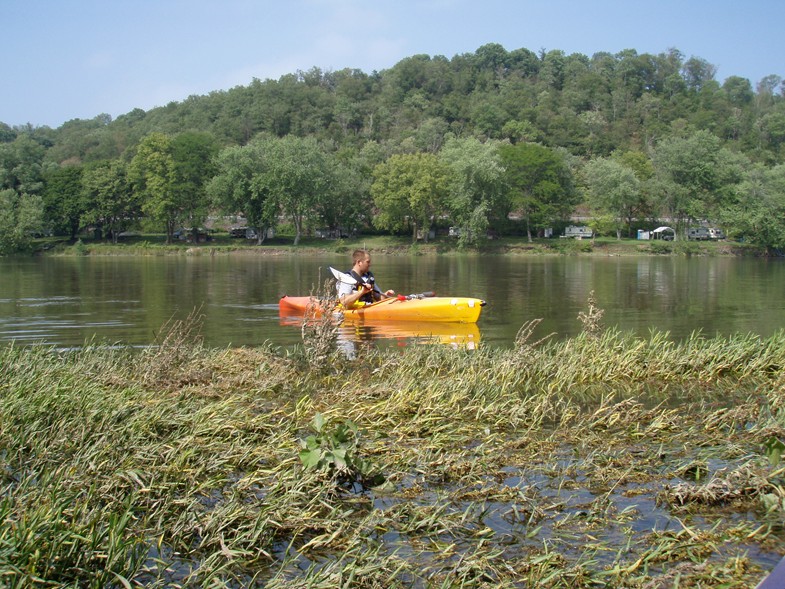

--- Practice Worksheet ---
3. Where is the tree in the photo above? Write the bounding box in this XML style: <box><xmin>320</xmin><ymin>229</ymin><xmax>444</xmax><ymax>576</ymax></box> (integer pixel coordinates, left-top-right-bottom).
<box><xmin>318</xmin><ymin>149</ymin><xmax>368</xmax><ymax>237</ymax></box>
<box><xmin>498</xmin><ymin>142</ymin><xmax>577</xmax><ymax>241</ymax></box>
<box><xmin>208</xmin><ymin>139</ymin><xmax>278</xmax><ymax>245</ymax></box>
<box><xmin>724</xmin><ymin>163</ymin><xmax>785</xmax><ymax>252</ymax></box>
<box><xmin>439</xmin><ymin>136</ymin><xmax>507</xmax><ymax>245</ymax></box>
<box><xmin>170</xmin><ymin>132</ymin><xmax>219</xmax><ymax>241</ymax></box>
<box><xmin>681</xmin><ymin>56</ymin><xmax>717</xmax><ymax>92</ymax></box>
<box><xmin>371</xmin><ymin>153</ymin><xmax>449</xmax><ymax>243</ymax></box>
<box><xmin>81</xmin><ymin>160</ymin><xmax>138</xmax><ymax>243</ymax></box>
<box><xmin>258</xmin><ymin>135</ymin><xmax>333</xmax><ymax>245</ymax></box>
<box><xmin>42</xmin><ymin>165</ymin><xmax>85</xmax><ymax>239</ymax></box>
<box><xmin>652</xmin><ymin>130</ymin><xmax>743</xmax><ymax>236</ymax></box>
<box><xmin>0</xmin><ymin>134</ymin><xmax>47</xmax><ymax>195</ymax></box>
<box><xmin>129</xmin><ymin>133</ymin><xmax>178</xmax><ymax>243</ymax></box>
<box><xmin>722</xmin><ymin>76</ymin><xmax>754</xmax><ymax>107</ymax></box>
<box><xmin>0</xmin><ymin>189</ymin><xmax>43</xmax><ymax>254</ymax></box>
<box><xmin>583</xmin><ymin>157</ymin><xmax>641</xmax><ymax>238</ymax></box>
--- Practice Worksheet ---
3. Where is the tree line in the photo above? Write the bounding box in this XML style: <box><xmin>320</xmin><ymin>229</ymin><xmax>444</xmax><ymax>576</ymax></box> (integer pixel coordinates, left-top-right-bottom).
<box><xmin>1</xmin><ymin>43</ymin><xmax>784</xmax><ymax>254</ymax></box>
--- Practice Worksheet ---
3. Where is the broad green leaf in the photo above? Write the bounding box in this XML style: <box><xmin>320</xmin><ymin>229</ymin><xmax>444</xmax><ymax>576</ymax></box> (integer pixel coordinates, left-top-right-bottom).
<box><xmin>299</xmin><ymin>449</ymin><xmax>322</xmax><ymax>470</ymax></box>
<box><xmin>332</xmin><ymin>448</ymin><xmax>347</xmax><ymax>469</ymax></box>
<box><xmin>764</xmin><ymin>436</ymin><xmax>785</xmax><ymax>466</ymax></box>
<box><xmin>312</xmin><ymin>413</ymin><xmax>325</xmax><ymax>433</ymax></box>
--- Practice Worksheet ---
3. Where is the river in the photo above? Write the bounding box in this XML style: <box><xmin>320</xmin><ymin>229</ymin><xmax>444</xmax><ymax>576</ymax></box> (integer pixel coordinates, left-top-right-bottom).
<box><xmin>1</xmin><ymin>253</ymin><xmax>783</xmax><ymax>350</ymax></box>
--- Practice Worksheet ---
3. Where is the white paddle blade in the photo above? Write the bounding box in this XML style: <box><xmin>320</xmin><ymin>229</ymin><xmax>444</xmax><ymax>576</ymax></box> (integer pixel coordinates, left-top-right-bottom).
<box><xmin>329</xmin><ymin>266</ymin><xmax>357</xmax><ymax>285</ymax></box>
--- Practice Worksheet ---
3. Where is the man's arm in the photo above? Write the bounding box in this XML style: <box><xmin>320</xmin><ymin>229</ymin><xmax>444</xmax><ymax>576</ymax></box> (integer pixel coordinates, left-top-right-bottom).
<box><xmin>374</xmin><ymin>283</ymin><xmax>396</xmax><ymax>300</ymax></box>
<box><xmin>339</xmin><ymin>282</ymin><xmax>371</xmax><ymax>307</ymax></box>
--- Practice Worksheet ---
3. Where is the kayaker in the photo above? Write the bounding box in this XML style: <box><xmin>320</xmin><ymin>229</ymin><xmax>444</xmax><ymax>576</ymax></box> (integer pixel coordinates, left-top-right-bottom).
<box><xmin>337</xmin><ymin>249</ymin><xmax>395</xmax><ymax>308</ymax></box>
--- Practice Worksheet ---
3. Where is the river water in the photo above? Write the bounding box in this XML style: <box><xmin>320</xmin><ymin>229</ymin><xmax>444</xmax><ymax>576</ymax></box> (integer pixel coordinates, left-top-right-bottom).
<box><xmin>1</xmin><ymin>253</ymin><xmax>783</xmax><ymax>350</ymax></box>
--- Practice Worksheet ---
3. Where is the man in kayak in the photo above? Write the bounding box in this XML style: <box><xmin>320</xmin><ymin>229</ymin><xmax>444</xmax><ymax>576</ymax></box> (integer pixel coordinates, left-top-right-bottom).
<box><xmin>337</xmin><ymin>249</ymin><xmax>395</xmax><ymax>308</ymax></box>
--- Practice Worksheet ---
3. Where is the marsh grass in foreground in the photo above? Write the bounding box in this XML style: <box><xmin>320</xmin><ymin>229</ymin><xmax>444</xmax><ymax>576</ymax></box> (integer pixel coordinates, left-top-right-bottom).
<box><xmin>1</xmin><ymin>320</ymin><xmax>784</xmax><ymax>587</ymax></box>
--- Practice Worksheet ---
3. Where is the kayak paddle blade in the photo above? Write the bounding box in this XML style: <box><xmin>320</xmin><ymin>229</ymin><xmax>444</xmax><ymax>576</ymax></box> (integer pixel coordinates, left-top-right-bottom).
<box><xmin>329</xmin><ymin>266</ymin><xmax>358</xmax><ymax>285</ymax></box>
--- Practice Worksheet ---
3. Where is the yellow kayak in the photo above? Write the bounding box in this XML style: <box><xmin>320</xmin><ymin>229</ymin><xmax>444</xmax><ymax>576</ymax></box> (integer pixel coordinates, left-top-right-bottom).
<box><xmin>279</xmin><ymin>294</ymin><xmax>485</xmax><ymax>323</ymax></box>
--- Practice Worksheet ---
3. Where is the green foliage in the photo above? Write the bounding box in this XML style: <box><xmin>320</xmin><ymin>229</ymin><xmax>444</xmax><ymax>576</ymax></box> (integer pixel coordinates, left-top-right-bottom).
<box><xmin>72</xmin><ymin>238</ymin><xmax>88</xmax><ymax>255</ymax></box>
<box><xmin>583</xmin><ymin>157</ymin><xmax>642</xmax><ymax>238</ymax></box>
<box><xmin>0</xmin><ymin>486</ymin><xmax>146</xmax><ymax>586</ymax></box>
<box><xmin>371</xmin><ymin>152</ymin><xmax>450</xmax><ymax>243</ymax></box>
<box><xmin>208</xmin><ymin>139</ymin><xmax>278</xmax><ymax>245</ymax></box>
<box><xmin>440</xmin><ymin>136</ymin><xmax>507</xmax><ymax>245</ymax></box>
<box><xmin>81</xmin><ymin>159</ymin><xmax>137</xmax><ymax>242</ymax></box>
<box><xmin>298</xmin><ymin>413</ymin><xmax>384</xmax><ymax>487</ymax></box>
<box><xmin>129</xmin><ymin>132</ymin><xmax>178</xmax><ymax>241</ymax></box>
<box><xmin>170</xmin><ymin>131</ymin><xmax>219</xmax><ymax>234</ymax></box>
<box><xmin>0</xmin><ymin>134</ymin><xmax>46</xmax><ymax>195</ymax></box>
<box><xmin>672</xmin><ymin>240</ymin><xmax>703</xmax><ymax>256</ymax></box>
<box><xmin>4</xmin><ymin>43</ymin><xmax>785</xmax><ymax>251</ymax></box>
<box><xmin>549</xmin><ymin>238</ymin><xmax>593</xmax><ymax>254</ymax></box>
<box><xmin>258</xmin><ymin>135</ymin><xmax>333</xmax><ymax>245</ymax></box>
<box><xmin>499</xmin><ymin>142</ymin><xmax>578</xmax><ymax>241</ymax></box>
<box><xmin>43</xmin><ymin>165</ymin><xmax>85</xmax><ymax>238</ymax></box>
<box><xmin>652</xmin><ymin>130</ymin><xmax>745</xmax><ymax>232</ymax></box>
<box><xmin>0</xmin><ymin>188</ymin><xmax>43</xmax><ymax>254</ymax></box>
<box><xmin>763</xmin><ymin>437</ymin><xmax>785</xmax><ymax>467</ymax></box>
<box><xmin>724</xmin><ymin>163</ymin><xmax>785</xmax><ymax>251</ymax></box>
<box><xmin>648</xmin><ymin>240</ymin><xmax>674</xmax><ymax>254</ymax></box>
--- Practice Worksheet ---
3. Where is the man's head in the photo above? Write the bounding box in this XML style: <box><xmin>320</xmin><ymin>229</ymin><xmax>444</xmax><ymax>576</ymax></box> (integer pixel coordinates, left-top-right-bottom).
<box><xmin>352</xmin><ymin>249</ymin><xmax>371</xmax><ymax>273</ymax></box>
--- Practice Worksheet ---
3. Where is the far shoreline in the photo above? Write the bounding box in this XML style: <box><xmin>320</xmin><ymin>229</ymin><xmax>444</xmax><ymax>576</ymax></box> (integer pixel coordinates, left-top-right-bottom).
<box><xmin>28</xmin><ymin>234</ymin><xmax>769</xmax><ymax>258</ymax></box>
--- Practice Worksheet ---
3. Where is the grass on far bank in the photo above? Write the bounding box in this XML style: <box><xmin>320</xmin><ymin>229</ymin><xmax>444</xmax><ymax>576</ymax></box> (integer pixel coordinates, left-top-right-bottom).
<box><xmin>35</xmin><ymin>231</ymin><xmax>765</xmax><ymax>258</ymax></box>
<box><xmin>2</xmin><ymin>298</ymin><xmax>784</xmax><ymax>587</ymax></box>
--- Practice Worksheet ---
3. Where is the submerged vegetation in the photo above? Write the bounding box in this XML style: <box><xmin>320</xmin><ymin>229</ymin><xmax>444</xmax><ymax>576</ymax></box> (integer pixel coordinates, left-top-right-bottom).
<box><xmin>1</xmin><ymin>304</ymin><xmax>784</xmax><ymax>587</ymax></box>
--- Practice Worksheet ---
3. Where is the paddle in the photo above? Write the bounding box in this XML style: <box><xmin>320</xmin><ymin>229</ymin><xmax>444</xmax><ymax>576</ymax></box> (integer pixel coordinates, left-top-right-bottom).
<box><xmin>329</xmin><ymin>266</ymin><xmax>358</xmax><ymax>285</ymax></box>
<box><xmin>397</xmin><ymin>291</ymin><xmax>435</xmax><ymax>300</ymax></box>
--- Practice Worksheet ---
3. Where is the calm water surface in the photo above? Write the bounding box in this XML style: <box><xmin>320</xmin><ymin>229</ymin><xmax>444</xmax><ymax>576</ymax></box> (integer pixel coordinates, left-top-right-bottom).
<box><xmin>1</xmin><ymin>253</ymin><xmax>784</xmax><ymax>350</ymax></box>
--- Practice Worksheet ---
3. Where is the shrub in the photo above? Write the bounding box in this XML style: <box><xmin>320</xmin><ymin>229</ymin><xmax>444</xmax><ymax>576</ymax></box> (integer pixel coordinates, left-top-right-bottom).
<box><xmin>298</xmin><ymin>413</ymin><xmax>385</xmax><ymax>488</ymax></box>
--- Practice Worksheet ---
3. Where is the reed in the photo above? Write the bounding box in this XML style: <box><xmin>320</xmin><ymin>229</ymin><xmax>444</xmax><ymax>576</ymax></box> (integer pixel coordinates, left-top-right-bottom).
<box><xmin>1</xmin><ymin>321</ymin><xmax>784</xmax><ymax>587</ymax></box>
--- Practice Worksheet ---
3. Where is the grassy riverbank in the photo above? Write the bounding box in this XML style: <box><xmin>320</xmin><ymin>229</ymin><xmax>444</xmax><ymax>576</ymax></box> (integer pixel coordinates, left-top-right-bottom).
<box><xmin>34</xmin><ymin>232</ymin><xmax>765</xmax><ymax>258</ymax></box>
<box><xmin>2</xmin><ymin>309</ymin><xmax>784</xmax><ymax>587</ymax></box>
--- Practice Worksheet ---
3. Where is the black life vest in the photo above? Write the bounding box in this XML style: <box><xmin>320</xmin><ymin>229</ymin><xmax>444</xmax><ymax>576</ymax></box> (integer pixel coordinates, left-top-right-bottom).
<box><xmin>349</xmin><ymin>270</ymin><xmax>376</xmax><ymax>304</ymax></box>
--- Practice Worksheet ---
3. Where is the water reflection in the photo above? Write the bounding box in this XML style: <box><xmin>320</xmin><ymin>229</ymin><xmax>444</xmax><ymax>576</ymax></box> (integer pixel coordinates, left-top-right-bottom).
<box><xmin>279</xmin><ymin>315</ymin><xmax>480</xmax><ymax>352</ymax></box>
<box><xmin>1</xmin><ymin>255</ymin><xmax>784</xmax><ymax>349</ymax></box>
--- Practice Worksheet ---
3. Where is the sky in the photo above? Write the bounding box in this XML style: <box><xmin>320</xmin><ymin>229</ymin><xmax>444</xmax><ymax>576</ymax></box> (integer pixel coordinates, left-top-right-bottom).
<box><xmin>3</xmin><ymin>0</ymin><xmax>784</xmax><ymax>129</ymax></box>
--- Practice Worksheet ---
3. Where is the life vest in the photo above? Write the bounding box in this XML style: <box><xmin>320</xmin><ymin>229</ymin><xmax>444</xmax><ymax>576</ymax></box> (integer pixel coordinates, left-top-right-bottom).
<box><xmin>349</xmin><ymin>269</ymin><xmax>376</xmax><ymax>304</ymax></box>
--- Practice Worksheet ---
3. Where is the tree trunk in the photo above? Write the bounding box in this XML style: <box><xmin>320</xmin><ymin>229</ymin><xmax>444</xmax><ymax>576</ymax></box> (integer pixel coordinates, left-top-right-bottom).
<box><xmin>293</xmin><ymin>214</ymin><xmax>303</xmax><ymax>246</ymax></box>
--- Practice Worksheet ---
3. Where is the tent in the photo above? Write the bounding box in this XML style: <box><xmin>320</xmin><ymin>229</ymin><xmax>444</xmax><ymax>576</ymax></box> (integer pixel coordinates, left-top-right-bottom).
<box><xmin>651</xmin><ymin>226</ymin><xmax>675</xmax><ymax>240</ymax></box>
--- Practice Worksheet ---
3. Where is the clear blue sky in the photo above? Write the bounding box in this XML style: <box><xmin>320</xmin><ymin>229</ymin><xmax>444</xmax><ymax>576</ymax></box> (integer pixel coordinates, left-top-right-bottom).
<box><xmin>3</xmin><ymin>0</ymin><xmax>783</xmax><ymax>128</ymax></box>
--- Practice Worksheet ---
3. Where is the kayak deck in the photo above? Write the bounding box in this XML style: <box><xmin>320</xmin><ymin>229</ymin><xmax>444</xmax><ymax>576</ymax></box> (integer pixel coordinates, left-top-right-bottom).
<box><xmin>279</xmin><ymin>295</ymin><xmax>485</xmax><ymax>323</ymax></box>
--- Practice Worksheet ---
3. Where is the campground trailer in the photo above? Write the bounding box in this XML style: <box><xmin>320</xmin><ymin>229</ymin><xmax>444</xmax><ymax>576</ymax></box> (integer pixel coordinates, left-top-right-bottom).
<box><xmin>561</xmin><ymin>225</ymin><xmax>594</xmax><ymax>239</ymax></box>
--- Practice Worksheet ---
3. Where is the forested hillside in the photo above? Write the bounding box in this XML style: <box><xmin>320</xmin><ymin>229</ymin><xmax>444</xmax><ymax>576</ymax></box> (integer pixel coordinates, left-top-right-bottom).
<box><xmin>1</xmin><ymin>44</ymin><xmax>784</xmax><ymax>253</ymax></box>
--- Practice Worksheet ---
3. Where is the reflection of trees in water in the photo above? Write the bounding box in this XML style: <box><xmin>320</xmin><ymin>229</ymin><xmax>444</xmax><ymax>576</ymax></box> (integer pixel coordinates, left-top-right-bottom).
<box><xmin>3</xmin><ymin>255</ymin><xmax>785</xmax><ymax>349</ymax></box>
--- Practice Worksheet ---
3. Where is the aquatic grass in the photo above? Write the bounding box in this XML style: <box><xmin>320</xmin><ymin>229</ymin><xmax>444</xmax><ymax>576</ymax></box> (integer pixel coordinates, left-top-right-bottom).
<box><xmin>300</xmin><ymin>279</ymin><xmax>342</xmax><ymax>374</ymax></box>
<box><xmin>139</xmin><ymin>306</ymin><xmax>211</xmax><ymax>390</ymax></box>
<box><xmin>0</xmin><ymin>473</ymin><xmax>146</xmax><ymax>588</ymax></box>
<box><xmin>2</xmin><ymin>322</ymin><xmax>785</xmax><ymax>586</ymax></box>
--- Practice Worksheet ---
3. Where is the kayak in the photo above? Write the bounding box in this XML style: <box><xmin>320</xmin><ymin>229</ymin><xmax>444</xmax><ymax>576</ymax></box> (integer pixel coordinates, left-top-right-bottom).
<box><xmin>279</xmin><ymin>294</ymin><xmax>485</xmax><ymax>323</ymax></box>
